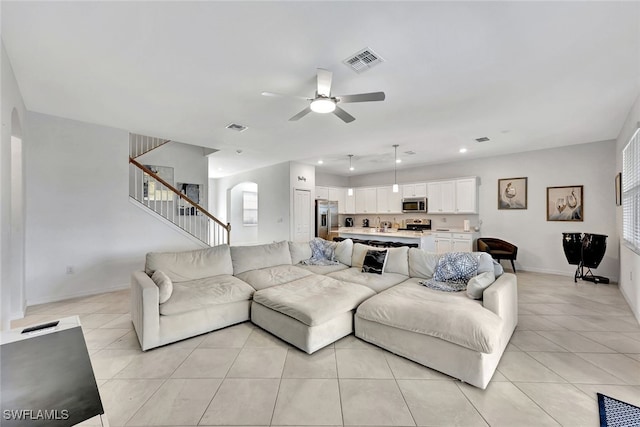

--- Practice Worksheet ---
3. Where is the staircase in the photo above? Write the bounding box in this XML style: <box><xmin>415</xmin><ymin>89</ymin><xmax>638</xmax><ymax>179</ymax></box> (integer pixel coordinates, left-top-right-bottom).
<box><xmin>128</xmin><ymin>133</ymin><xmax>230</xmax><ymax>246</ymax></box>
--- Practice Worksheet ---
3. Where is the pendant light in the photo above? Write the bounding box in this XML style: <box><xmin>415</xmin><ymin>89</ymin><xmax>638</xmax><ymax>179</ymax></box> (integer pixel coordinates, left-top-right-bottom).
<box><xmin>392</xmin><ymin>144</ymin><xmax>399</xmax><ymax>193</ymax></box>
<box><xmin>347</xmin><ymin>155</ymin><xmax>354</xmax><ymax>196</ymax></box>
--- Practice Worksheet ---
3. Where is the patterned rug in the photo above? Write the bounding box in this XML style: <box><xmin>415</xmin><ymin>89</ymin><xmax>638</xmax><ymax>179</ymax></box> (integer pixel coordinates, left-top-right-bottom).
<box><xmin>598</xmin><ymin>393</ymin><xmax>640</xmax><ymax>426</ymax></box>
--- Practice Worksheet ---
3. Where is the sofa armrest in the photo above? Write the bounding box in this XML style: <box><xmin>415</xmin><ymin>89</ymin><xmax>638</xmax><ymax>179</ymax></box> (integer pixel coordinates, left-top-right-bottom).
<box><xmin>482</xmin><ymin>272</ymin><xmax>518</xmax><ymax>333</ymax></box>
<box><xmin>130</xmin><ymin>271</ymin><xmax>160</xmax><ymax>351</ymax></box>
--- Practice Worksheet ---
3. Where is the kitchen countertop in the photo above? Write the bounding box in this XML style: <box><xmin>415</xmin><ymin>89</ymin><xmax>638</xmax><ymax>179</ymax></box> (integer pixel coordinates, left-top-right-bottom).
<box><xmin>339</xmin><ymin>227</ymin><xmax>478</xmax><ymax>236</ymax></box>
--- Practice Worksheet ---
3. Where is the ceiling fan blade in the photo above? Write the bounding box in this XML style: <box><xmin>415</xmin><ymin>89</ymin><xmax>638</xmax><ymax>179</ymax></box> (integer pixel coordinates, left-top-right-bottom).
<box><xmin>333</xmin><ymin>106</ymin><xmax>356</xmax><ymax>123</ymax></box>
<box><xmin>261</xmin><ymin>91</ymin><xmax>310</xmax><ymax>100</ymax></box>
<box><xmin>336</xmin><ymin>92</ymin><xmax>386</xmax><ymax>103</ymax></box>
<box><xmin>289</xmin><ymin>106</ymin><xmax>312</xmax><ymax>121</ymax></box>
<box><xmin>316</xmin><ymin>68</ymin><xmax>333</xmax><ymax>97</ymax></box>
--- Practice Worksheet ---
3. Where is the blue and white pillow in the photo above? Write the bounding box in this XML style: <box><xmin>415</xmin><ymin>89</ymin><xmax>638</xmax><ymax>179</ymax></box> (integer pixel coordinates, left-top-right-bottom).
<box><xmin>420</xmin><ymin>252</ymin><xmax>479</xmax><ymax>292</ymax></box>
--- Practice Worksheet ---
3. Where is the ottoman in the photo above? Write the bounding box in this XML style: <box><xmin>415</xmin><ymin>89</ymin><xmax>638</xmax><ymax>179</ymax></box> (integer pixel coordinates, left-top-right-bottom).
<box><xmin>251</xmin><ymin>275</ymin><xmax>376</xmax><ymax>353</ymax></box>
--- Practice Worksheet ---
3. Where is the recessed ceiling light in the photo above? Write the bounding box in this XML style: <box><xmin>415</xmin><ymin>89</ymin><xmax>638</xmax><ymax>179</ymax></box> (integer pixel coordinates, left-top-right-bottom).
<box><xmin>236</xmin><ymin>149</ymin><xmax>243</xmax><ymax>155</ymax></box>
<box><xmin>459</xmin><ymin>148</ymin><xmax>468</xmax><ymax>153</ymax></box>
<box><xmin>317</xmin><ymin>160</ymin><xmax>324</xmax><ymax>164</ymax></box>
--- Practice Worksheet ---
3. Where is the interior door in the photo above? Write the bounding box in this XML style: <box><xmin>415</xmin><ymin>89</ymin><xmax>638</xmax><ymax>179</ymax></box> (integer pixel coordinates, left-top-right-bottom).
<box><xmin>293</xmin><ymin>189</ymin><xmax>311</xmax><ymax>242</ymax></box>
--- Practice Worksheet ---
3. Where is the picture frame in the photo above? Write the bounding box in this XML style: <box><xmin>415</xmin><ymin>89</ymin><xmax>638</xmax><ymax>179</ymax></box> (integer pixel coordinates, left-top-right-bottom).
<box><xmin>143</xmin><ymin>165</ymin><xmax>174</xmax><ymax>201</ymax></box>
<box><xmin>547</xmin><ymin>185</ymin><xmax>583</xmax><ymax>221</ymax></box>
<box><xmin>498</xmin><ymin>177</ymin><xmax>528</xmax><ymax>209</ymax></box>
<box><xmin>615</xmin><ymin>172</ymin><xmax>622</xmax><ymax>206</ymax></box>
<box><xmin>177</xmin><ymin>182</ymin><xmax>201</xmax><ymax>216</ymax></box>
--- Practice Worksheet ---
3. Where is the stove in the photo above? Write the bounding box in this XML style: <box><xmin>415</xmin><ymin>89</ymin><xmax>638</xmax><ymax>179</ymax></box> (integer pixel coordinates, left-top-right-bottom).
<box><xmin>399</xmin><ymin>219</ymin><xmax>431</xmax><ymax>231</ymax></box>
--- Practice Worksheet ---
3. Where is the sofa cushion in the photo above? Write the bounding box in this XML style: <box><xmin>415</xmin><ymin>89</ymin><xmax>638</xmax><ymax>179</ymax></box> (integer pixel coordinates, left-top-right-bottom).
<box><xmin>231</xmin><ymin>241</ymin><xmax>292</xmax><ymax>275</ymax></box>
<box><xmin>327</xmin><ymin>267</ymin><xmax>408</xmax><ymax>293</ymax></box>
<box><xmin>151</xmin><ymin>270</ymin><xmax>173</xmax><ymax>304</ymax></box>
<box><xmin>159</xmin><ymin>274</ymin><xmax>255</xmax><ymax>316</ymax></box>
<box><xmin>467</xmin><ymin>271</ymin><xmax>497</xmax><ymax>300</ymax></box>
<box><xmin>356</xmin><ymin>279</ymin><xmax>503</xmax><ymax>353</ymax></box>
<box><xmin>253</xmin><ymin>275</ymin><xmax>375</xmax><ymax>326</ymax></box>
<box><xmin>297</xmin><ymin>263</ymin><xmax>349</xmax><ymax>275</ymax></box>
<box><xmin>146</xmin><ymin>245</ymin><xmax>233</xmax><ymax>282</ymax></box>
<box><xmin>362</xmin><ymin>249</ymin><xmax>388</xmax><ymax>275</ymax></box>
<box><xmin>352</xmin><ymin>243</ymin><xmax>409</xmax><ymax>276</ymax></box>
<box><xmin>289</xmin><ymin>241</ymin><xmax>312</xmax><ymax>265</ymax></box>
<box><xmin>334</xmin><ymin>239</ymin><xmax>354</xmax><ymax>266</ymax></box>
<box><xmin>408</xmin><ymin>248</ymin><xmax>440</xmax><ymax>279</ymax></box>
<box><xmin>235</xmin><ymin>264</ymin><xmax>313</xmax><ymax>291</ymax></box>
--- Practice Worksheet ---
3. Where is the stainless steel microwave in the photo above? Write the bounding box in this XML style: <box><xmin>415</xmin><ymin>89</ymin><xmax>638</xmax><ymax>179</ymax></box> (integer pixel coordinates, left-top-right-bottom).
<box><xmin>402</xmin><ymin>197</ymin><xmax>427</xmax><ymax>213</ymax></box>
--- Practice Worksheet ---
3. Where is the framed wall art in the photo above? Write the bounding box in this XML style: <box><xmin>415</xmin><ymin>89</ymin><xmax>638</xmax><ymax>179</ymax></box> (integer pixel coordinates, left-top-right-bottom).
<box><xmin>498</xmin><ymin>177</ymin><xmax>528</xmax><ymax>209</ymax></box>
<box><xmin>547</xmin><ymin>185</ymin><xmax>583</xmax><ymax>221</ymax></box>
<box><xmin>177</xmin><ymin>182</ymin><xmax>201</xmax><ymax>215</ymax></box>
<box><xmin>143</xmin><ymin>165</ymin><xmax>174</xmax><ymax>201</ymax></box>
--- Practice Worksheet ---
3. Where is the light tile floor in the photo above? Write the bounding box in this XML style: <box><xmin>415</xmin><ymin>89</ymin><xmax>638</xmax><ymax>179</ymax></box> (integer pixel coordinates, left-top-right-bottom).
<box><xmin>12</xmin><ymin>271</ymin><xmax>640</xmax><ymax>426</ymax></box>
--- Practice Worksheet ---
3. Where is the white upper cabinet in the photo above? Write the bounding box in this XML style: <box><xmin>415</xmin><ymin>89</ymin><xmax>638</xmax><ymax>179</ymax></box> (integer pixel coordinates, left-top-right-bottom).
<box><xmin>402</xmin><ymin>183</ymin><xmax>427</xmax><ymax>198</ymax></box>
<box><xmin>328</xmin><ymin>187</ymin><xmax>346</xmax><ymax>213</ymax></box>
<box><xmin>376</xmin><ymin>186</ymin><xmax>402</xmax><ymax>213</ymax></box>
<box><xmin>428</xmin><ymin>178</ymin><xmax>477</xmax><ymax>214</ymax></box>
<box><xmin>345</xmin><ymin>190</ymin><xmax>356</xmax><ymax>213</ymax></box>
<box><xmin>455</xmin><ymin>177</ymin><xmax>478</xmax><ymax>213</ymax></box>
<box><xmin>355</xmin><ymin>187</ymin><xmax>377</xmax><ymax>213</ymax></box>
<box><xmin>315</xmin><ymin>186</ymin><xmax>329</xmax><ymax>200</ymax></box>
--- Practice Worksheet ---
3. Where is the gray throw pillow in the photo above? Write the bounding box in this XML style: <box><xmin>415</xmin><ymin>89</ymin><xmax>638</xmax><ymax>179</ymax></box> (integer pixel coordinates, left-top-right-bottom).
<box><xmin>467</xmin><ymin>271</ymin><xmax>496</xmax><ymax>299</ymax></box>
<box><xmin>493</xmin><ymin>260</ymin><xmax>504</xmax><ymax>278</ymax></box>
<box><xmin>151</xmin><ymin>270</ymin><xmax>173</xmax><ymax>304</ymax></box>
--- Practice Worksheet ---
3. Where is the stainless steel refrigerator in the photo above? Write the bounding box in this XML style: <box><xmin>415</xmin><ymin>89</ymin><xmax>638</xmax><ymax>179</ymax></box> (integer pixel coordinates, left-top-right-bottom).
<box><xmin>315</xmin><ymin>199</ymin><xmax>339</xmax><ymax>240</ymax></box>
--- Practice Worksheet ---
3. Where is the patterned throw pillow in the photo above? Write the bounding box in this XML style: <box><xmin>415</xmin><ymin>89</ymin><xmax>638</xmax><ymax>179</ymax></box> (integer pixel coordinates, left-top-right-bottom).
<box><xmin>432</xmin><ymin>252</ymin><xmax>480</xmax><ymax>284</ymax></box>
<box><xmin>420</xmin><ymin>252</ymin><xmax>480</xmax><ymax>292</ymax></box>
<box><xmin>361</xmin><ymin>249</ymin><xmax>388</xmax><ymax>275</ymax></box>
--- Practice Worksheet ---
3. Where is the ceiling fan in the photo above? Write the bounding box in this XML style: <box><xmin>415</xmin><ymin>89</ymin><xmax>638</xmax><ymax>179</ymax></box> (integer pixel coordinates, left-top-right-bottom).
<box><xmin>262</xmin><ymin>68</ymin><xmax>385</xmax><ymax>123</ymax></box>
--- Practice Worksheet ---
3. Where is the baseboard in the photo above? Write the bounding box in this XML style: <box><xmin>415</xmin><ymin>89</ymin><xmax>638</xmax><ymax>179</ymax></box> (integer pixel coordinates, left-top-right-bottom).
<box><xmin>518</xmin><ymin>265</ymin><xmax>619</xmax><ymax>283</ymax></box>
<box><xmin>26</xmin><ymin>283</ymin><xmax>130</xmax><ymax>307</ymax></box>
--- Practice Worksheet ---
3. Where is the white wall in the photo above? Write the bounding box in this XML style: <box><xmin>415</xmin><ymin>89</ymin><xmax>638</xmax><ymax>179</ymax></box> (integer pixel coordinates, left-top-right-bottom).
<box><xmin>210</xmin><ymin>161</ymin><xmax>291</xmax><ymax>244</ymax></box>
<box><xmin>24</xmin><ymin>113</ymin><xmax>205</xmax><ymax>305</ymax></box>
<box><xmin>137</xmin><ymin>141</ymin><xmax>209</xmax><ymax>207</ymax></box>
<box><xmin>1</xmin><ymin>41</ymin><xmax>28</xmax><ymax>327</ymax></box>
<box><xmin>348</xmin><ymin>141</ymin><xmax>618</xmax><ymax>280</ymax></box>
<box><xmin>315</xmin><ymin>171</ymin><xmax>348</xmax><ymax>187</ymax></box>
<box><xmin>616</xmin><ymin>92</ymin><xmax>640</xmax><ymax>323</ymax></box>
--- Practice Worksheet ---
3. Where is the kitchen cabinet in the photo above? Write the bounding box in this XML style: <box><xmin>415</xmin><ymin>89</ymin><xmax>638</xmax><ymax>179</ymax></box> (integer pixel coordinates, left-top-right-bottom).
<box><xmin>427</xmin><ymin>177</ymin><xmax>478</xmax><ymax>214</ymax></box>
<box><xmin>402</xmin><ymin>183</ymin><xmax>427</xmax><ymax>198</ymax></box>
<box><xmin>328</xmin><ymin>187</ymin><xmax>346</xmax><ymax>214</ymax></box>
<box><xmin>355</xmin><ymin>187</ymin><xmax>377</xmax><ymax>214</ymax></box>
<box><xmin>427</xmin><ymin>180</ymin><xmax>456</xmax><ymax>213</ymax></box>
<box><xmin>376</xmin><ymin>186</ymin><xmax>402</xmax><ymax>213</ymax></box>
<box><xmin>345</xmin><ymin>191</ymin><xmax>356</xmax><ymax>213</ymax></box>
<box><xmin>455</xmin><ymin>178</ymin><xmax>478</xmax><ymax>214</ymax></box>
<box><xmin>315</xmin><ymin>186</ymin><xmax>329</xmax><ymax>200</ymax></box>
<box><xmin>433</xmin><ymin>232</ymin><xmax>476</xmax><ymax>254</ymax></box>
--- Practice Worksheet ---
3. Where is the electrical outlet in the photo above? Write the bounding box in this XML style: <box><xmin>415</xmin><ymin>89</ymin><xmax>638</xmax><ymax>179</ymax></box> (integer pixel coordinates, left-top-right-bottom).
<box><xmin>442</xmin><ymin>217</ymin><xmax>447</xmax><ymax>223</ymax></box>
<box><xmin>66</xmin><ymin>266</ymin><xmax>75</xmax><ymax>274</ymax></box>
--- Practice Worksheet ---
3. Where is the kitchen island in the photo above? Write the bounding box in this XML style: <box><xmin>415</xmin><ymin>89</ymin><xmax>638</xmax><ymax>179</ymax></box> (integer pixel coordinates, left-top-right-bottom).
<box><xmin>338</xmin><ymin>227</ymin><xmax>436</xmax><ymax>251</ymax></box>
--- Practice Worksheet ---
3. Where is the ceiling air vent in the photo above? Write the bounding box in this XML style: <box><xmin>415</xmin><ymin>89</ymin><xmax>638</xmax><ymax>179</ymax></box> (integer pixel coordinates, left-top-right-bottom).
<box><xmin>343</xmin><ymin>48</ymin><xmax>384</xmax><ymax>73</ymax></box>
<box><xmin>404</xmin><ymin>150</ymin><xmax>416</xmax><ymax>155</ymax></box>
<box><xmin>226</xmin><ymin>123</ymin><xmax>248</xmax><ymax>132</ymax></box>
<box><xmin>475</xmin><ymin>137</ymin><xmax>490</xmax><ymax>142</ymax></box>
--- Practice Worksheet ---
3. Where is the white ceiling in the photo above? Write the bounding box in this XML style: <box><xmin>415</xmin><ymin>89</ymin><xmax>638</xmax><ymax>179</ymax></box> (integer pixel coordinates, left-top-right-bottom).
<box><xmin>2</xmin><ymin>1</ymin><xmax>639</xmax><ymax>178</ymax></box>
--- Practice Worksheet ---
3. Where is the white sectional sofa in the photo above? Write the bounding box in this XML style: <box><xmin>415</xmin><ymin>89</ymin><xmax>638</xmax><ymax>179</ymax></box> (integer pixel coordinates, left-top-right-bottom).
<box><xmin>131</xmin><ymin>239</ymin><xmax>517</xmax><ymax>389</ymax></box>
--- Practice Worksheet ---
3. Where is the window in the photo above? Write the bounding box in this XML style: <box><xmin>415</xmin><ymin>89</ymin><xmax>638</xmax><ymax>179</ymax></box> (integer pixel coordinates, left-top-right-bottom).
<box><xmin>622</xmin><ymin>128</ymin><xmax>640</xmax><ymax>253</ymax></box>
<box><xmin>243</xmin><ymin>191</ymin><xmax>258</xmax><ymax>226</ymax></box>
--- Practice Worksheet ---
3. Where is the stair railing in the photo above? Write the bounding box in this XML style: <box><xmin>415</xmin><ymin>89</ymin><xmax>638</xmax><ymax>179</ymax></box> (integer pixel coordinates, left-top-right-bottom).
<box><xmin>129</xmin><ymin>157</ymin><xmax>230</xmax><ymax>246</ymax></box>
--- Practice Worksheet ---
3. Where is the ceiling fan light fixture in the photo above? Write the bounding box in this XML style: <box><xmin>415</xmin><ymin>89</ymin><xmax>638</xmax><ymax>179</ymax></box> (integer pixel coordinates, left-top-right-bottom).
<box><xmin>310</xmin><ymin>98</ymin><xmax>336</xmax><ymax>114</ymax></box>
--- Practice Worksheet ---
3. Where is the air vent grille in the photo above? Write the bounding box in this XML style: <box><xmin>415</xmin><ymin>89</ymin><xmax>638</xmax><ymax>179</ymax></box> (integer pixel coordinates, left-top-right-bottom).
<box><xmin>404</xmin><ymin>150</ymin><xmax>416</xmax><ymax>155</ymax></box>
<box><xmin>226</xmin><ymin>123</ymin><xmax>248</xmax><ymax>132</ymax></box>
<box><xmin>343</xmin><ymin>48</ymin><xmax>384</xmax><ymax>73</ymax></box>
<box><xmin>475</xmin><ymin>137</ymin><xmax>490</xmax><ymax>142</ymax></box>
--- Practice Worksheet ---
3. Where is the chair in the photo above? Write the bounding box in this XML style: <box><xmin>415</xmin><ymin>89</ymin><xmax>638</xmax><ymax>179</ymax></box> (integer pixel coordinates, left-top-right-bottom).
<box><xmin>477</xmin><ymin>237</ymin><xmax>518</xmax><ymax>272</ymax></box>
